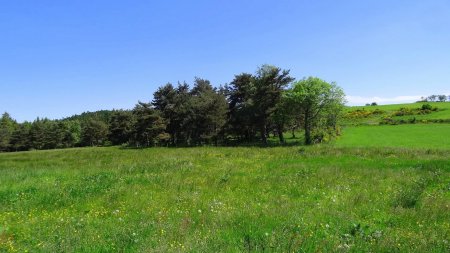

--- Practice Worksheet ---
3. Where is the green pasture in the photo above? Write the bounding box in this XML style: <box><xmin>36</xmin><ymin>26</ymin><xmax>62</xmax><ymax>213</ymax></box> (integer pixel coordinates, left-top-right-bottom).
<box><xmin>0</xmin><ymin>145</ymin><xmax>449</xmax><ymax>252</ymax></box>
<box><xmin>335</xmin><ymin>124</ymin><xmax>450</xmax><ymax>149</ymax></box>
<box><xmin>345</xmin><ymin>102</ymin><xmax>450</xmax><ymax>125</ymax></box>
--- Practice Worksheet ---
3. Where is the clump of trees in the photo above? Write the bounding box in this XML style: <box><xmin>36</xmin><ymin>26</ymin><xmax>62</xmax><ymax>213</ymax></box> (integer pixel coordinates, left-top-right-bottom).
<box><xmin>419</xmin><ymin>95</ymin><xmax>450</xmax><ymax>102</ymax></box>
<box><xmin>284</xmin><ymin>77</ymin><xmax>346</xmax><ymax>144</ymax></box>
<box><xmin>0</xmin><ymin>65</ymin><xmax>347</xmax><ymax>152</ymax></box>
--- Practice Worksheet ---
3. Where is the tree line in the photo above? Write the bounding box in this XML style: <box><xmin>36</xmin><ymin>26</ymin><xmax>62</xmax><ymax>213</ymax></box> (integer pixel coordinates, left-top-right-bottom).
<box><xmin>0</xmin><ymin>65</ymin><xmax>346</xmax><ymax>152</ymax></box>
<box><xmin>419</xmin><ymin>95</ymin><xmax>450</xmax><ymax>103</ymax></box>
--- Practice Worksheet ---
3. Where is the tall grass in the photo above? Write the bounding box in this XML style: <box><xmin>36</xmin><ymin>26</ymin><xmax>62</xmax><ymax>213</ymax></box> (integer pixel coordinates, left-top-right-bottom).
<box><xmin>0</xmin><ymin>146</ymin><xmax>449</xmax><ymax>252</ymax></box>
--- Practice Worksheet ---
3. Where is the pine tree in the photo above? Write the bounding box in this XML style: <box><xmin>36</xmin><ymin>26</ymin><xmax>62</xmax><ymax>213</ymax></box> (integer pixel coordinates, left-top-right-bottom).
<box><xmin>0</xmin><ymin>113</ymin><xmax>18</xmax><ymax>151</ymax></box>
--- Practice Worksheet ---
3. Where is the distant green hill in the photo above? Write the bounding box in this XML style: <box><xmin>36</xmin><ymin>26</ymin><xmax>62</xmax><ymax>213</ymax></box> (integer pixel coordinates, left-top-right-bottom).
<box><xmin>344</xmin><ymin>102</ymin><xmax>450</xmax><ymax>125</ymax></box>
<box><xmin>62</xmin><ymin>110</ymin><xmax>116</xmax><ymax>123</ymax></box>
<box><xmin>335</xmin><ymin>124</ymin><xmax>450</xmax><ymax>149</ymax></box>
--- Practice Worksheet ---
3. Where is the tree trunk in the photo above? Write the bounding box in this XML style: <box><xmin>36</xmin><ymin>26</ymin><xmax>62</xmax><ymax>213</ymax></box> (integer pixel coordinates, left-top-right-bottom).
<box><xmin>260</xmin><ymin>123</ymin><xmax>268</xmax><ymax>145</ymax></box>
<box><xmin>304</xmin><ymin>109</ymin><xmax>312</xmax><ymax>145</ymax></box>
<box><xmin>277</xmin><ymin>124</ymin><xmax>285</xmax><ymax>144</ymax></box>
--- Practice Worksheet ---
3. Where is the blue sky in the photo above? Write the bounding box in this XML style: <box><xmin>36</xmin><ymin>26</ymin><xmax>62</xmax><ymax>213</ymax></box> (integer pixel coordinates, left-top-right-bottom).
<box><xmin>1</xmin><ymin>0</ymin><xmax>449</xmax><ymax>122</ymax></box>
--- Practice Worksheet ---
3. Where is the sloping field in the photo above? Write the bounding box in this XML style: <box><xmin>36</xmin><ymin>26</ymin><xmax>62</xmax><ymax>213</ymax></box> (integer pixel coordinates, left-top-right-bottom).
<box><xmin>335</xmin><ymin>124</ymin><xmax>450</xmax><ymax>149</ymax></box>
<box><xmin>350</xmin><ymin>102</ymin><xmax>450</xmax><ymax>112</ymax></box>
<box><xmin>0</xmin><ymin>146</ymin><xmax>449</xmax><ymax>252</ymax></box>
<box><xmin>345</xmin><ymin>102</ymin><xmax>450</xmax><ymax>125</ymax></box>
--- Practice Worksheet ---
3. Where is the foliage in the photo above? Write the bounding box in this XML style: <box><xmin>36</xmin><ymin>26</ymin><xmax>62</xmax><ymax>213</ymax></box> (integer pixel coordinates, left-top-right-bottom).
<box><xmin>64</xmin><ymin>110</ymin><xmax>114</xmax><ymax>124</ymax></box>
<box><xmin>131</xmin><ymin>102</ymin><xmax>168</xmax><ymax>147</ymax></box>
<box><xmin>109</xmin><ymin>110</ymin><xmax>135</xmax><ymax>145</ymax></box>
<box><xmin>421</xmin><ymin>94</ymin><xmax>450</xmax><ymax>102</ymax></box>
<box><xmin>189</xmin><ymin>78</ymin><xmax>228</xmax><ymax>145</ymax></box>
<box><xmin>225</xmin><ymin>65</ymin><xmax>294</xmax><ymax>145</ymax></box>
<box><xmin>0</xmin><ymin>112</ymin><xmax>17</xmax><ymax>151</ymax></box>
<box><xmin>81</xmin><ymin>118</ymin><xmax>109</xmax><ymax>146</ymax></box>
<box><xmin>285</xmin><ymin>77</ymin><xmax>346</xmax><ymax>145</ymax></box>
<box><xmin>421</xmin><ymin>103</ymin><xmax>432</xmax><ymax>111</ymax></box>
<box><xmin>346</xmin><ymin>108</ymin><xmax>385</xmax><ymax>119</ymax></box>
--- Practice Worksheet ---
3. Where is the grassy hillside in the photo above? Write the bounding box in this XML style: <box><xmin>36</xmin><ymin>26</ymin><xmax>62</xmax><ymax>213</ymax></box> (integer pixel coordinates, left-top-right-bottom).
<box><xmin>335</xmin><ymin>124</ymin><xmax>450</xmax><ymax>149</ymax></box>
<box><xmin>350</xmin><ymin>102</ymin><xmax>450</xmax><ymax>112</ymax></box>
<box><xmin>344</xmin><ymin>102</ymin><xmax>450</xmax><ymax>125</ymax></box>
<box><xmin>1</xmin><ymin>146</ymin><xmax>449</xmax><ymax>252</ymax></box>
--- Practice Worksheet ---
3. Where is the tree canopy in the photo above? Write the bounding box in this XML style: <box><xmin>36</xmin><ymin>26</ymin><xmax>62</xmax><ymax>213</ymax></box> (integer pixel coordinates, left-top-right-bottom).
<box><xmin>0</xmin><ymin>65</ymin><xmax>348</xmax><ymax>152</ymax></box>
<box><xmin>285</xmin><ymin>77</ymin><xmax>346</xmax><ymax>145</ymax></box>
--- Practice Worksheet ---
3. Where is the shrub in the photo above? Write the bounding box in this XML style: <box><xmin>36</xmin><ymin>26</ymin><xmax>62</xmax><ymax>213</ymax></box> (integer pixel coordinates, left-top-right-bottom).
<box><xmin>393</xmin><ymin>107</ymin><xmax>414</xmax><ymax>116</ymax></box>
<box><xmin>372</xmin><ymin>109</ymin><xmax>385</xmax><ymax>115</ymax></box>
<box><xmin>380</xmin><ymin>117</ymin><xmax>397</xmax><ymax>125</ymax></box>
<box><xmin>421</xmin><ymin>104</ymin><xmax>432</xmax><ymax>111</ymax></box>
<box><xmin>346</xmin><ymin>109</ymin><xmax>385</xmax><ymax>119</ymax></box>
<box><xmin>311</xmin><ymin>127</ymin><xmax>340</xmax><ymax>144</ymax></box>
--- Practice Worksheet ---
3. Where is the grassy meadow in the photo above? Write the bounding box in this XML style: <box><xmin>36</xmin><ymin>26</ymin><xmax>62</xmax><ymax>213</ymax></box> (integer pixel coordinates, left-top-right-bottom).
<box><xmin>335</xmin><ymin>124</ymin><xmax>450</xmax><ymax>149</ymax></box>
<box><xmin>344</xmin><ymin>102</ymin><xmax>450</xmax><ymax>125</ymax></box>
<box><xmin>350</xmin><ymin>102</ymin><xmax>450</xmax><ymax>113</ymax></box>
<box><xmin>1</xmin><ymin>102</ymin><xmax>450</xmax><ymax>252</ymax></box>
<box><xmin>1</xmin><ymin>144</ymin><xmax>449</xmax><ymax>252</ymax></box>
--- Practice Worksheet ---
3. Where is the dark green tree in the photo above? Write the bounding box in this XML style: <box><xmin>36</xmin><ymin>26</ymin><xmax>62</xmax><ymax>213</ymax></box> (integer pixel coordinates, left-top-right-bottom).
<box><xmin>42</xmin><ymin>119</ymin><xmax>60</xmax><ymax>149</ymax></box>
<box><xmin>438</xmin><ymin>95</ymin><xmax>447</xmax><ymax>102</ymax></box>
<box><xmin>152</xmin><ymin>83</ymin><xmax>178</xmax><ymax>144</ymax></box>
<box><xmin>172</xmin><ymin>83</ymin><xmax>194</xmax><ymax>144</ymax></box>
<box><xmin>0</xmin><ymin>113</ymin><xmax>18</xmax><ymax>151</ymax></box>
<box><xmin>10</xmin><ymin>122</ymin><xmax>32</xmax><ymax>151</ymax></box>
<box><xmin>109</xmin><ymin>110</ymin><xmax>135</xmax><ymax>145</ymax></box>
<box><xmin>190</xmin><ymin>78</ymin><xmax>228</xmax><ymax>145</ymax></box>
<box><xmin>270</xmin><ymin>96</ymin><xmax>294</xmax><ymax>144</ymax></box>
<box><xmin>253</xmin><ymin>65</ymin><xmax>294</xmax><ymax>144</ymax></box>
<box><xmin>427</xmin><ymin>95</ymin><xmax>437</xmax><ymax>102</ymax></box>
<box><xmin>29</xmin><ymin>118</ymin><xmax>46</xmax><ymax>150</ymax></box>
<box><xmin>81</xmin><ymin>118</ymin><xmax>109</xmax><ymax>146</ymax></box>
<box><xmin>58</xmin><ymin>120</ymin><xmax>81</xmax><ymax>148</ymax></box>
<box><xmin>132</xmin><ymin>102</ymin><xmax>168</xmax><ymax>147</ymax></box>
<box><xmin>225</xmin><ymin>73</ymin><xmax>257</xmax><ymax>142</ymax></box>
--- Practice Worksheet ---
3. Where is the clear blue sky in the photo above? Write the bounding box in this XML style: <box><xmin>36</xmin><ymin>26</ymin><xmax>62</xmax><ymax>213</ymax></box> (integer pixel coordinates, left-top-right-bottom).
<box><xmin>1</xmin><ymin>0</ymin><xmax>449</xmax><ymax>122</ymax></box>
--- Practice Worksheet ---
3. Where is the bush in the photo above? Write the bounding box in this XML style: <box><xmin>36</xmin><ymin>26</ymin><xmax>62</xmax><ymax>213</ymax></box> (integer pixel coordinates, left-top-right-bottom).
<box><xmin>393</xmin><ymin>107</ymin><xmax>414</xmax><ymax>116</ymax></box>
<box><xmin>380</xmin><ymin>117</ymin><xmax>397</xmax><ymax>125</ymax></box>
<box><xmin>372</xmin><ymin>109</ymin><xmax>385</xmax><ymax>115</ymax></box>
<box><xmin>346</xmin><ymin>109</ymin><xmax>385</xmax><ymax>119</ymax></box>
<box><xmin>421</xmin><ymin>104</ymin><xmax>432</xmax><ymax>111</ymax></box>
<box><xmin>311</xmin><ymin>127</ymin><xmax>340</xmax><ymax>144</ymax></box>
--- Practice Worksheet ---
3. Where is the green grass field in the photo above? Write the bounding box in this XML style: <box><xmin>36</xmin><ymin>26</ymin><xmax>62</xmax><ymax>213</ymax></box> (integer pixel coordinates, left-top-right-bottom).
<box><xmin>335</xmin><ymin>124</ymin><xmax>450</xmax><ymax>149</ymax></box>
<box><xmin>1</xmin><ymin>144</ymin><xmax>449</xmax><ymax>252</ymax></box>
<box><xmin>2</xmin><ymin>103</ymin><xmax>450</xmax><ymax>252</ymax></box>
<box><xmin>350</xmin><ymin>102</ymin><xmax>450</xmax><ymax>112</ymax></box>
<box><xmin>345</xmin><ymin>102</ymin><xmax>450</xmax><ymax>125</ymax></box>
